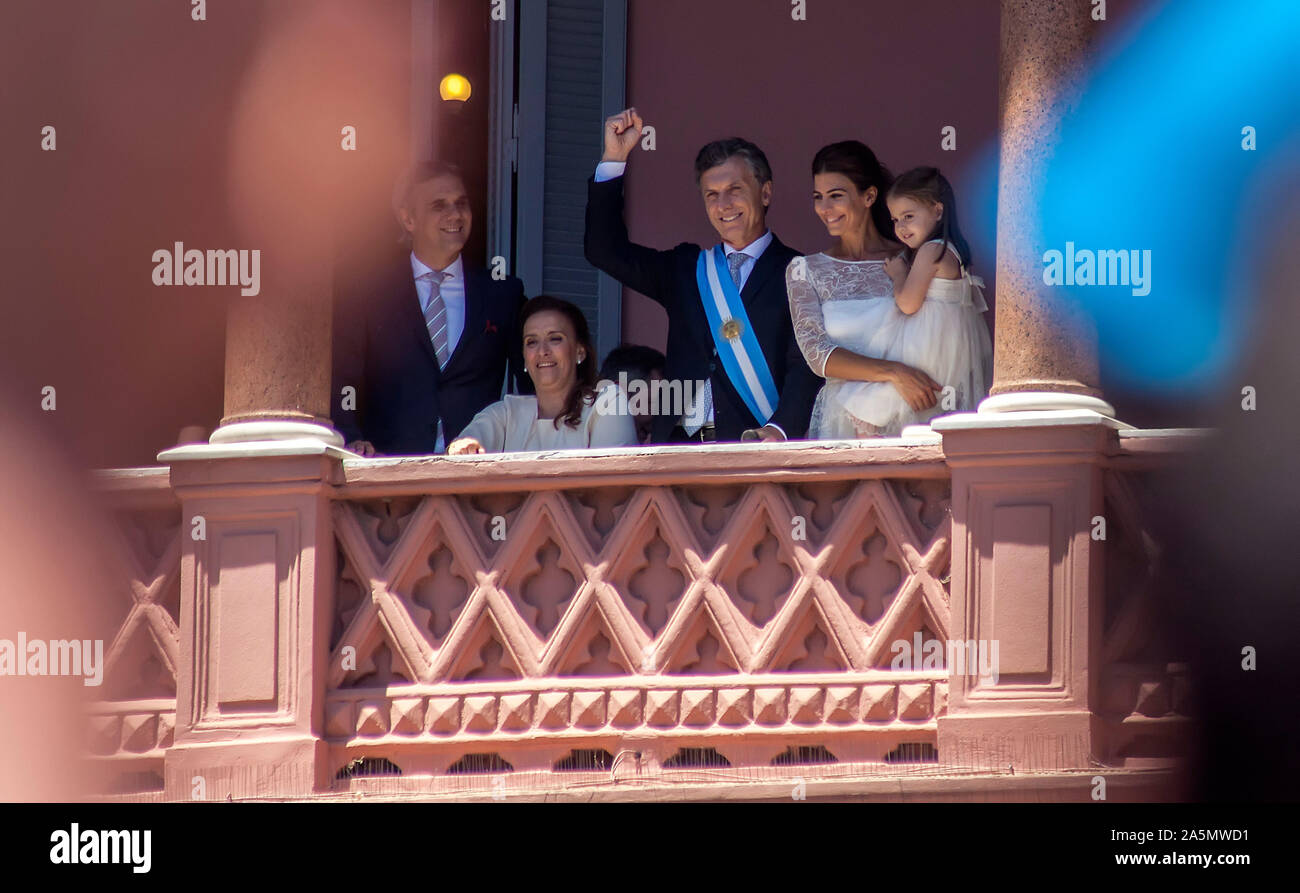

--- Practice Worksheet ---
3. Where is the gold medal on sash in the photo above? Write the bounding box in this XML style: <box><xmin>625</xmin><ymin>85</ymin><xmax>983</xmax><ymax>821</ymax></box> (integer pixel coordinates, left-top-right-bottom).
<box><xmin>720</xmin><ymin>318</ymin><xmax>742</xmax><ymax>341</ymax></box>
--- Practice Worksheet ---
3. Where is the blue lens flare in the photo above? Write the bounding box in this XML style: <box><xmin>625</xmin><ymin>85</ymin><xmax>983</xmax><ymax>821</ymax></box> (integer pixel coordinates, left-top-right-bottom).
<box><xmin>1039</xmin><ymin>0</ymin><xmax>1300</xmax><ymax>393</ymax></box>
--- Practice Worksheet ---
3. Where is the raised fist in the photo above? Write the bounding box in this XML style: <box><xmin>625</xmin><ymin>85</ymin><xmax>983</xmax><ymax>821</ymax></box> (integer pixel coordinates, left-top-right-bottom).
<box><xmin>602</xmin><ymin>108</ymin><xmax>644</xmax><ymax>163</ymax></box>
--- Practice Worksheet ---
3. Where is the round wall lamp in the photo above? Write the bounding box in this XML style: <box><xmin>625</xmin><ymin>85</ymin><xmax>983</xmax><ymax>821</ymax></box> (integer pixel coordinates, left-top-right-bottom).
<box><xmin>439</xmin><ymin>73</ymin><xmax>472</xmax><ymax>103</ymax></box>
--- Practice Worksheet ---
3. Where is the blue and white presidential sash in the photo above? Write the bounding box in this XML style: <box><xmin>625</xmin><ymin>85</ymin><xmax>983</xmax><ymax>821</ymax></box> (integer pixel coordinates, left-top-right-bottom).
<box><xmin>695</xmin><ymin>246</ymin><xmax>780</xmax><ymax>425</ymax></box>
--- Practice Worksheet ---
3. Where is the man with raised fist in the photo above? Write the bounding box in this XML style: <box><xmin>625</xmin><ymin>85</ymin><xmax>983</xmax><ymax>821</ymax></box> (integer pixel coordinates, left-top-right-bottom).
<box><xmin>584</xmin><ymin>108</ymin><xmax>818</xmax><ymax>444</ymax></box>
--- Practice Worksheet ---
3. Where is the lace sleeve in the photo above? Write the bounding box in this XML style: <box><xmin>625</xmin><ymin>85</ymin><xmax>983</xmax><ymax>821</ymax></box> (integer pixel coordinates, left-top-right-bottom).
<box><xmin>785</xmin><ymin>256</ymin><xmax>837</xmax><ymax>378</ymax></box>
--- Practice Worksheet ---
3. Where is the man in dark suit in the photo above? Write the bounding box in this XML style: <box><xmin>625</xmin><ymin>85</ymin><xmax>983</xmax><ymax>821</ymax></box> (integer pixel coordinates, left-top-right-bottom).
<box><xmin>332</xmin><ymin>161</ymin><xmax>527</xmax><ymax>455</ymax></box>
<box><xmin>584</xmin><ymin>108</ymin><xmax>819</xmax><ymax>444</ymax></box>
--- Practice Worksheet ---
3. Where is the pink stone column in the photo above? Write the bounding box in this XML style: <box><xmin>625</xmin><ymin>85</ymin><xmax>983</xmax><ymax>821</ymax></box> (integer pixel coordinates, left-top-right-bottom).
<box><xmin>214</xmin><ymin>282</ymin><xmax>339</xmax><ymax>445</ymax></box>
<box><xmin>934</xmin><ymin>0</ymin><xmax>1123</xmax><ymax>772</ymax></box>
<box><xmin>158</xmin><ymin>270</ymin><xmax>344</xmax><ymax>800</ymax></box>
<box><xmin>152</xmin><ymin>4</ymin><xmax>390</xmax><ymax>797</ymax></box>
<box><xmin>983</xmin><ymin>0</ymin><xmax>1113</xmax><ymax>416</ymax></box>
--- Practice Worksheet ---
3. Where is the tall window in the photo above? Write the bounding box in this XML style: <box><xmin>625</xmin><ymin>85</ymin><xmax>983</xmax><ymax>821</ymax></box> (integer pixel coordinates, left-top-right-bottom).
<box><xmin>488</xmin><ymin>0</ymin><xmax>627</xmax><ymax>364</ymax></box>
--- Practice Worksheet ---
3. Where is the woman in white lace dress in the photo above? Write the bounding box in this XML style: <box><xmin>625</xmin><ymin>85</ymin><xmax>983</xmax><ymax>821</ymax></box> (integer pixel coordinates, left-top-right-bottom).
<box><xmin>785</xmin><ymin>141</ymin><xmax>945</xmax><ymax>438</ymax></box>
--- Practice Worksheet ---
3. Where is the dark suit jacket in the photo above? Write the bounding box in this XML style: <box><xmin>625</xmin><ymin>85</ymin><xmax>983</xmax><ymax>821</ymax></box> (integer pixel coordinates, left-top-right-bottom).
<box><xmin>332</xmin><ymin>250</ymin><xmax>528</xmax><ymax>454</ymax></box>
<box><xmin>584</xmin><ymin>175</ymin><xmax>819</xmax><ymax>442</ymax></box>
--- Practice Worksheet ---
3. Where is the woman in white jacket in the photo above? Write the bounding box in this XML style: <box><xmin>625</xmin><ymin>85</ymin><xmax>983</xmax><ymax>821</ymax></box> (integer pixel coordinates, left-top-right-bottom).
<box><xmin>447</xmin><ymin>296</ymin><xmax>637</xmax><ymax>454</ymax></box>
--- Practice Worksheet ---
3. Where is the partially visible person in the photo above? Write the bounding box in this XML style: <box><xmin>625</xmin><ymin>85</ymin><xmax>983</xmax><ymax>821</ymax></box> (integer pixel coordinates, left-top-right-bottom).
<box><xmin>786</xmin><ymin>141</ymin><xmax>945</xmax><ymax>438</ymax></box>
<box><xmin>332</xmin><ymin>161</ymin><xmax>528</xmax><ymax>456</ymax></box>
<box><xmin>598</xmin><ymin>343</ymin><xmax>666</xmax><ymax>444</ymax></box>
<box><xmin>448</xmin><ymin>296</ymin><xmax>637</xmax><ymax>453</ymax></box>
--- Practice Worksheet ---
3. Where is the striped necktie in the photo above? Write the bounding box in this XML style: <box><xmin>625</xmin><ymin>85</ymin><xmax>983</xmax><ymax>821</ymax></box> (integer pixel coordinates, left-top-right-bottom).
<box><xmin>420</xmin><ymin>269</ymin><xmax>452</xmax><ymax>369</ymax></box>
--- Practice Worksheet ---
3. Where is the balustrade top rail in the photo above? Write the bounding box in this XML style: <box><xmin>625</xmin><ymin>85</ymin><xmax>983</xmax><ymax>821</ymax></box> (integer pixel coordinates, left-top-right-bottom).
<box><xmin>88</xmin><ymin>428</ymin><xmax>1207</xmax><ymax>499</ymax></box>
<box><xmin>334</xmin><ymin>438</ymin><xmax>950</xmax><ymax>496</ymax></box>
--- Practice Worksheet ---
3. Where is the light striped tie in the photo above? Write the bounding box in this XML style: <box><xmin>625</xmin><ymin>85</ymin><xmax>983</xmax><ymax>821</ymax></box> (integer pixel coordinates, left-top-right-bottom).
<box><xmin>420</xmin><ymin>270</ymin><xmax>452</xmax><ymax>368</ymax></box>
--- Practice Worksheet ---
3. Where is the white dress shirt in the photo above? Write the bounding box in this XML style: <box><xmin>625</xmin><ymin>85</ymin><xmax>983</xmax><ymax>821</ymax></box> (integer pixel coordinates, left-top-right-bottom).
<box><xmin>411</xmin><ymin>252</ymin><xmax>466</xmax><ymax>357</ymax></box>
<box><xmin>411</xmin><ymin>252</ymin><xmax>466</xmax><ymax>452</ymax></box>
<box><xmin>594</xmin><ymin>161</ymin><xmax>785</xmax><ymax>436</ymax></box>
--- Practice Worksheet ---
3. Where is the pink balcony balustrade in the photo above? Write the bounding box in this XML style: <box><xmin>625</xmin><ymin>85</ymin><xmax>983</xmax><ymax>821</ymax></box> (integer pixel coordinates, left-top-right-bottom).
<box><xmin>70</xmin><ymin>0</ymin><xmax>1200</xmax><ymax>803</ymax></box>
<box><xmin>87</xmin><ymin>429</ymin><xmax>1197</xmax><ymax>802</ymax></box>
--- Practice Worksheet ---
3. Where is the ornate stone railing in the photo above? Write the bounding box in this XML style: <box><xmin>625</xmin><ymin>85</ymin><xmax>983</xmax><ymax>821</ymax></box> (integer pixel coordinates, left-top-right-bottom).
<box><xmin>88</xmin><ymin>468</ymin><xmax>180</xmax><ymax>796</ymax></box>
<box><xmin>324</xmin><ymin>443</ymin><xmax>954</xmax><ymax>791</ymax></box>
<box><xmin>86</xmin><ymin>429</ymin><xmax>1200</xmax><ymax>800</ymax></box>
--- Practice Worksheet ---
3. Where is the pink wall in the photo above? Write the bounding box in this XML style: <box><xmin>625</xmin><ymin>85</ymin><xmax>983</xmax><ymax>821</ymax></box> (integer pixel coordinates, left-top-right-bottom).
<box><xmin>619</xmin><ymin>0</ymin><xmax>1003</xmax><ymax>350</ymax></box>
<box><xmin>0</xmin><ymin>0</ymin><xmax>412</xmax><ymax>469</ymax></box>
<box><xmin>1</xmin><ymin>1</ymin><xmax>1163</xmax><ymax>469</ymax></box>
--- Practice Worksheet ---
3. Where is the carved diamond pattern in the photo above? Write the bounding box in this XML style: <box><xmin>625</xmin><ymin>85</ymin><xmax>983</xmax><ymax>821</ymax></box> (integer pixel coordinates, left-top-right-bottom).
<box><xmin>608</xmin><ymin>689</ymin><xmax>642</xmax><ymax>728</ymax></box>
<box><xmin>331</xmin><ymin>497</ymin><xmax>480</xmax><ymax>686</ymax></box>
<box><xmin>680</xmin><ymin>689</ymin><xmax>715</xmax><ymax>726</ymax></box>
<box><xmin>602</xmin><ymin>488</ymin><xmax>700</xmax><ymax>644</ymax></box>
<box><xmin>710</xmin><ymin>485</ymin><xmax>805</xmax><ymax>628</ymax></box>
<box><xmin>894</xmin><ymin>480</ymin><xmax>952</xmax><ymax>540</ymax></box>
<box><xmin>556</xmin><ymin>607</ymin><xmax>636</xmax><ymax>676</ymax></box>
<box><xmin>645</xmin><ymin>689</ymin><xmax>680</xmax><ymax>727</ymax></box>
<box><xmin>664</xmin><ymin>609</ymin><xmax>743</xmax><ymax>675</ymax></box>
<box><xmin>566</xmin><ymin>487</ymin><xmax>636</xmax><ymax>553</ymax></box>
<box><xmin>448</xmin><ymin>616</ymin><xmax>523</xmax><ymax>682</ymax></box>
<box><xmin>356</xmin><ymin>700</ymin><xmax>390</xmax><ymax>736</ymax></box>
<box><xmin>861</xmin><ymin>684</ymin><xmax>898</xmax><ymax>722</ymax></box>
<box><xmin>457</xmin><ymin>491</ymin><xmax>528</xmax><ymax>560</ymax></box>
<box><xmin>328</xmin><ymin>474</ymin><xmax>952</xmax><ymax>709</ymax></box>
<box><xmin>771</xmin><ymin>602</ymin><xmax>851</xmax><ymax>672</ymax></box>
<box><xmin>673</xmin><ymin>484</ymin><xmax>747</xmax><ymax>551</ymax></box>
<box><xmin>716</xmin><ymin>688</ymin><xmax>752</xmax><ymax>726</ymax></box>
<box><xmin>463</xmin><ymin>695</ymin><xmax>498</xmax><ymax>732</ymax></box>
<box><xmin>428</xmin><ymin>696</ymin><xmax>460</xmax><ymax>733</ymax></box>
<box><xmin>537</xmin><ymin>691</ymin><xmax>571</xmax><ymax>729</ymax></box>
<box><xmin>499</xmin><ymin>693</ymin><xmax>533</xmax><ymax>731</ymax></box>
<box><xmin>353</xmin><ymin>498</ymin><xmax>424</xmax><ymax>565</ymax></box>
<box><xmin>898</xmin><ymin>683</ymin><xmax>934</xmax><ymax>721</ymax></box>
<box><xmin>102</xmin><ymin>515</ymin><xmax>181</xmax><ymax>701</ymax></box>
<box><xmin>787</xmin><ymin>481</ymin><xmax>856</xmax><ymax>547</ymax></box>
<box><xmin>390</xmin><ymin>697</ymin><xmax>426</xmax><ymax>735</ymax></box>
<box><xmin>407</xmin><ymin>545</ymin><xmax>472</xmax><ymax>646</ymax></box>
<box><xmin>571</xmin><ymin>690</ymin><xmax>606</xmax><ymax>728</ymax></box>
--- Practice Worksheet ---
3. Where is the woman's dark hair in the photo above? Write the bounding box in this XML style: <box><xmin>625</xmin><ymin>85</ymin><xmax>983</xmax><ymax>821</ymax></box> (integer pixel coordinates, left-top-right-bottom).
<box><xmin>519</xmin><ymin>295</ymin><xmax>598</xmax><ymax>430</ymax></box>
<box><xmin>811</xmin><ymin>140</ymin><xmax>896</xmax><ymax>248</ymax></box>
<box><xmin>887</xmin><ymin>166</ymin><xmax>973</xmax><ymax>268</ymax></box>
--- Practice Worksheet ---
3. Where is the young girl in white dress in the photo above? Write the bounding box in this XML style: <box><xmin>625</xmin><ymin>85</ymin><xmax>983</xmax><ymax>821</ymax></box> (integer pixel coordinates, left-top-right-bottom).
<box><xmin>830</xmin><ymin>167</ymin><xmax>993</xmax><ymax>434</ymax></box>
